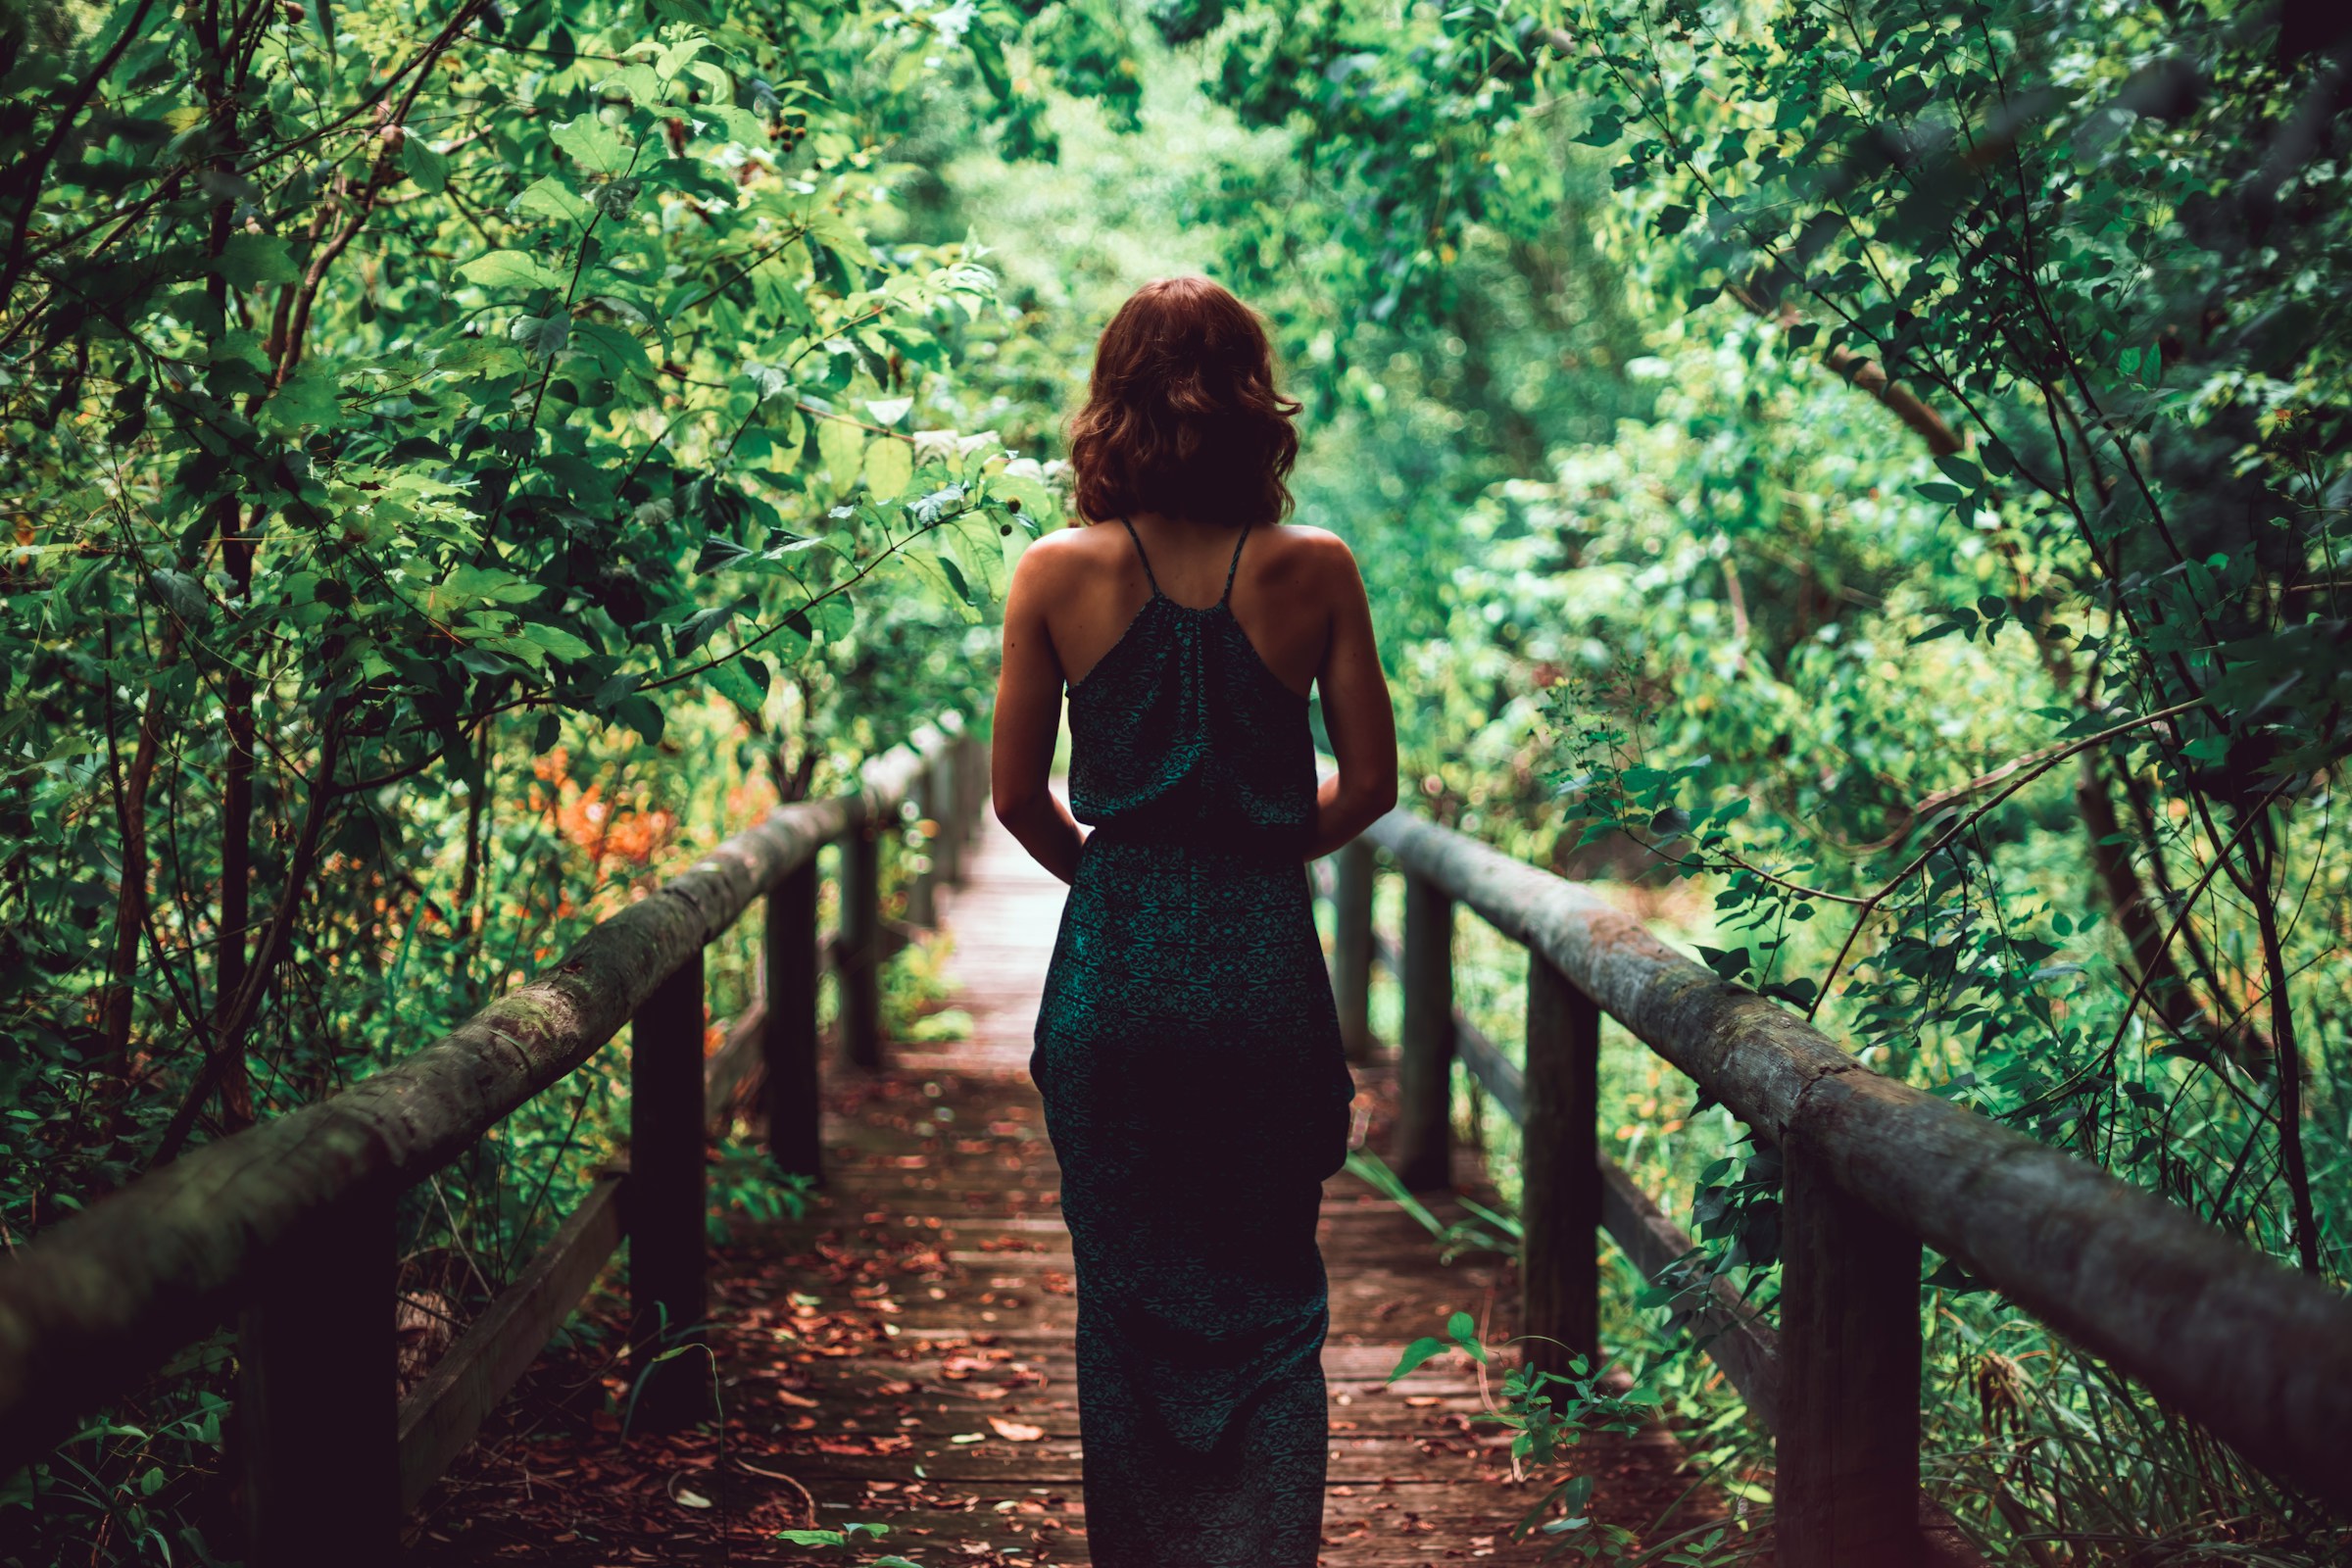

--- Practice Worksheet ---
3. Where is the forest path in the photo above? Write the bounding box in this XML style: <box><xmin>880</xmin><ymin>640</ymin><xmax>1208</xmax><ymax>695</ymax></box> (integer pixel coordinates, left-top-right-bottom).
<box><xmin>410</xmin><ymin>812</ymin><xmax>1731</xmax><ymax>1565</ymax></box>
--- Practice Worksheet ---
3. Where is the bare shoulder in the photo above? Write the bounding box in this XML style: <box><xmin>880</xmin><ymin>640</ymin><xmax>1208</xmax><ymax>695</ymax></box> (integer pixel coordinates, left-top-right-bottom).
<box><xmin>1254</xmin><ymin>524</ymin><xmax>1363</xmax><ymax>594</ymax></box>
<box><xmin>1011</xmin><ymin>522</ymin><xmax>1119</xmax><ymax>588</ymax></box>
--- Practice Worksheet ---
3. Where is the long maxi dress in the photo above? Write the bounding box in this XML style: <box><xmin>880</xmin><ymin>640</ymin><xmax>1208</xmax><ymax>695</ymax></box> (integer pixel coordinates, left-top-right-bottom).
<box><xmin>1030</xmin><ymin>516</ymin><xmax>1358</xmax><ymax>1568</ymax></box>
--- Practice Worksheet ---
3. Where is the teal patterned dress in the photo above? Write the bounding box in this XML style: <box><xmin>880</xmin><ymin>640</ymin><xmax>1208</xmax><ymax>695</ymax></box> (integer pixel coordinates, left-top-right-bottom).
<box><xmin>1030</xmin><ymin>517</ymin><xmax>1356</xmax><ymax>1568</ymax></box>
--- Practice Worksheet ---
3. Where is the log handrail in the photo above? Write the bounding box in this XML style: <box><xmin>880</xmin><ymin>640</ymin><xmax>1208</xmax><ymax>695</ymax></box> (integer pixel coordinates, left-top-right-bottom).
<box><xmin>1323</xmin><ymin>808</ymin><xmax>2352</xmax><ymax>1559</ymax></box>
<box><xmin>0</xmin><ymin>714</ymin><xmax>991</xmax><ymax>1560</ymax></box>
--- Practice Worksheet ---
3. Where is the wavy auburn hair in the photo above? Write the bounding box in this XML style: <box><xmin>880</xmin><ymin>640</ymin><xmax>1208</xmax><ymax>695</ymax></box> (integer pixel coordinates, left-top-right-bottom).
<box><xmin>1067</xmin><ymin>276</ymin><xmax>1302</xmax><ymax>528</ymax></box>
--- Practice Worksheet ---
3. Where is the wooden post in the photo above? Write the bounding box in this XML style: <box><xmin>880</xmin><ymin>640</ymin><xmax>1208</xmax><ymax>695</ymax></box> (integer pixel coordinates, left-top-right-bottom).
<box><xmin>239</xmin><ymin>1190</ymin><xmax>398</xmax><ymax>1566</ymax></box>
<box><xmin>1778</xmin><ymin>1129</ymin><xmax>1923</xmax><ymax>1567</ymax></box>
<box><xmin>765</xmin><ymin>858</ymin><xmax>822</xmax><ymax>1182</ymax></box>
<box><xmin>1521</xmin><ymin>955</ymin><xmax>1601</xmax><ymax>1380</ymax></box>
<box><xmin>629</xmin><ymin>949</ymin><xmax>710</xmax><ymax>1433</ymax></box>
<box><xmin>1394</xmin><ymin>871</ymin><xmax>1454</xmax><ymax>1191</ymax></box>
<box><xmin>904</xmin><ymin>785</ymin><xmax>936</xmax><ymax>932</ymax></box>
<box><xmin>1332</xmin><ymin>839</ymin><xmax>1376</xmax><ymax>1062</ymax></box>
<box><xmin>839</xmin><ymin>827</ymin><xmax>884</xmax><ymax>1070</ymax></box>
<box><xmin>965</xmin><ymin>734</ymin><xmax>988</xmax><ymax>840</ymax></box>
<box><xmin>929</xmin><ymin>745</ymin><xmax>961</xmax><ymax>888</ymax></box>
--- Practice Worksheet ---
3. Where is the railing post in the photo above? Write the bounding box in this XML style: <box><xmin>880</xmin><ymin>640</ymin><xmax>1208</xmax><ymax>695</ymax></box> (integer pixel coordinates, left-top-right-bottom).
<box><xmin>239</xmin><ymin>1191</ymin><xmax>398</xmax><ymax>1566</ymax></box>
<box><xmin>765</xmin><ymin>857</ymin><xmax>822</xmax><ymax>1182</ymax></box>
<box><xmin>904</xmin><ymin>792</ymin><xmax>937</xmax><ymax>932</ymax></box>
<box><xmin>629</xmin><ymin>949</ymin><xmax>710</xmax><ymax>1433</ymax></box>
<box><xmin>1332</xmin><ymin>839</ymin><xmax>1376</xmax><ymax>1062</ymax></box>
<box><xmin>929</xmin><ymin>743</ymin><xmax>961</xmax><ymax>889</ymax></box>
<box><xmin>1521</xmin><ymin>954</ymin><xmax>1600</xmax><ymax>1379</ymax></box>
<box><xmin>839</xmin><ymin>825</ymin><xmax>884</xmax><ymax>1070</ymax></box>
<box><xmin>1395</xmin><ymin>870</ymin><xmax>1454</xmax><ymax>1191</ymax></box>
<box><xmin>965</xmin><ymin>732</ymin><xmax>988</xmax><ymax>841</ymax></box>
<box><xmin>1778</xmin><ymin>1125</ymin><xmax>1923</xmax><ymax>1566</ymax></box>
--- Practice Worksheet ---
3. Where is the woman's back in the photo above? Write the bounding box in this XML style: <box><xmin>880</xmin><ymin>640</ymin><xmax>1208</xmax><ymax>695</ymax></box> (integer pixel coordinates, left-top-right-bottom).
<box><xmin>1029</xmin><ymin>515</ymin><xmax>1348</xmax><ymax>852</ymax></box>
<box><xmin>1035</xmin><ymin>514</ymin><xmax>1349</xmax><ymax>698</ymax></box>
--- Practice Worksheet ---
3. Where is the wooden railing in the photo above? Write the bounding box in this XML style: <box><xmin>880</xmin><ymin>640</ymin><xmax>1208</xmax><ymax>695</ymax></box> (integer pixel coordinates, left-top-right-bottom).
<box><xmin>0</xmin><ymin>717</ymin><xmax>990</xmax><ymax>1564</ymax></box>
<box><xmin>1320</xmin><ymin>812</ymin><xmax>2352</xmax><ymax>1565</ymax></box>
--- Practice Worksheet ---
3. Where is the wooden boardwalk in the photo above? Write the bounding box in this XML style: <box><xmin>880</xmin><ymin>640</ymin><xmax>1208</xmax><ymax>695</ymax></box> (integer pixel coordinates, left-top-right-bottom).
<box><xmin>412</xmin><ymin>811</ymin><xmax>1722</xmax><ymax>1565</ymax></box>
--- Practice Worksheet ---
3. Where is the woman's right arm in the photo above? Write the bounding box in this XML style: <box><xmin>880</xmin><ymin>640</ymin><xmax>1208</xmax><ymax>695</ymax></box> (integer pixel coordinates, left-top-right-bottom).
<box><xmin>992</xmin><ymin>540</ymin><xmax>1088</xmax><ymax>883</ymax></box>
<box><xmin>1306</xmin><ymin>538</ymin><xmax>1397</xmax><ymax>858</ymax></box>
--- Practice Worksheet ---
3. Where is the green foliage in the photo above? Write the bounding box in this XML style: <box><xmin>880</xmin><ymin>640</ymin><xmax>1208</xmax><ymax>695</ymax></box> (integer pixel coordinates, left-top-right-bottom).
<box><xmin>1387</xmin><ymin>1314</ymin><xmax>1680</xmax><ymax>1560</ymax></box>
<box><xmin>1</xmin><ymin>0</ymin><xmax>1055</xmax><ymax>1554</ymax></box>
<box><xmin>777</xmin><ymin>1518</ymin><xmax>923</xmax><ymax>1565</ymax></box>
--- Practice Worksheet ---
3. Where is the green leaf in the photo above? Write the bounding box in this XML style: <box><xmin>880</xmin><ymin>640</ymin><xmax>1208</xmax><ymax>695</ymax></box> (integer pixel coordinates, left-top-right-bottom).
<box><xmin>402</xmin><ymin>136</ymin><xmax>449</xmax><ymax>194</ymax></box>
<box><xmin>1386</xmin><ymin>1336</ymin><xmax>1453</xmax><ymax>1381</ymax></box>
<box><xmin>520</xmin><ymin>623</ymin><xmax>594</xmax><ymax>661</ymax></box>
<box><xmin>216</xmin><ymin>233</ymin><xmax>299</xmax><ymax>289</ymax></box>
<box><xmin>149</xmin><ymin>568</ymin><xmax>208</xmax><ymax>623</ymax></box>
<box><xmin>1575</xmin><ymin>110</ymin><xmax>1623</xmax><ymax>146</ymax></box>
<box><xmin>708</xmin><ymin>652</ymin><xmax>769</xmax><ymax>711</ymax></box>
<box><xmin>806</xmin><ymin>594</ymin><xmax>853</xmax><ymax>645</ymax></box>
<box><xmin>709</xmin><ymin>103</ymin><xmax>771</xmax><ymax>147</ymax></box>
<box><xmin>817</xmin><ymin>418</ymin><xmax>864</xmax><ymax>489</ymax></box>
<box><xmin>553</xmin><ymin>115</ymin><xmax>636</xmax><ymax>174</ymax></box>
<box><xmin>1933</xmin><ymin>454</ymin><xmax>1984</xmax><ymax>490</ymax></box>
<box><xmin>256</xmin><ymin>365</ymin><xmax>344</xmax><ymax>433</ymax></box>
<box><xmin>459</xmin><ymin>250</ymin><xmax>569</xmax><ymax>292</ymax></box>
<box><xmin>864</xmin><ymin>437</ymin><xmax>912</xmax><ymax>501</ymax></box>
<box><xmin>514</xmin><ymin>174</ymin><xmax>594</xmax><ymax>228</ymax></box>
<box><xmin>423</xmin><ymin>564</ymin><xmax>541</xmax><ymax>616</ymax></box>
<box><xmin>674</xmin><ymin>603</ymin><xmax>734</xmax><ymax>657</ymax></box>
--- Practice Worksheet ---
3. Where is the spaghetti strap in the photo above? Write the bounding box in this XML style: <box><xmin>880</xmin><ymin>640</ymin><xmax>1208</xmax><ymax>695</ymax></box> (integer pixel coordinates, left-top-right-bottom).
<box><xmin>1115</xmin><ymin>516</ymin><xmax>1163</xmax><ymax>598</ymax></box>
<box><xmin>1218</xmin><ymin>522</ymin><xmax>1253</xmax><ymax>607</ymax></box>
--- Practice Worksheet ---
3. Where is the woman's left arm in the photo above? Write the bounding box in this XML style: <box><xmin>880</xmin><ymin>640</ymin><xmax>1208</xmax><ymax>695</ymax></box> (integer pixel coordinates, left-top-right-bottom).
<box><xmin>1306</xmin><ymin>536</ymin><xmax>1398</xmax><ymax>858</ymax></box>
<box><xmin>992</xmin><ymin>542</ymin><xmax>1087</xmax><ymax>883</ymax></box>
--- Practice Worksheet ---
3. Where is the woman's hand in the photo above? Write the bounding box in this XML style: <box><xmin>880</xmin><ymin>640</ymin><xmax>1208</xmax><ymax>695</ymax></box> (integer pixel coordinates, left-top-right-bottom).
<box><xmin>992</xmin><ymin>540</ymin><xmax>1088</xmax><ymax>884</ymax></box>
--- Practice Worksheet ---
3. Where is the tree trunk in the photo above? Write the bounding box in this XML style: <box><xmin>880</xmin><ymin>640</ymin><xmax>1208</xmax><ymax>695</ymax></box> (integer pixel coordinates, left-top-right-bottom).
<box><xmin>217</xmin><ymin>496</ymin><xmax>257</xmax><ymax>1129</ymax></box>
<box><xmin>2077</xmin><ymin>754</ymin><xmax>2264</xmax><ymax>1070</ymax></box>
<box><xmin>99</xmin><ymin>637</ymin><xmax>175</xmax><ymax>1068</ymax></box>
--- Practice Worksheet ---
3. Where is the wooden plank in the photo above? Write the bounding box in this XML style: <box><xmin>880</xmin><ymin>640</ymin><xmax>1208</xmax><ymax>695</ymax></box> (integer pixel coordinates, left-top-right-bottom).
<box><xmin>238</xmin><ymin>1188</ymin><xmax>398</xmax><ymax>1565</ymax></box>
<box><xmin>1519</xmin><ymin>956</ymin><xmax>1598</xmax><ymax>1378</ymax></box>
<box><xmin>1394</xmin><ymin>873</ymin><xmax>1454</xmax><ymax>1191</ymax></box>
<box><xmin>1778</xmin><ymin>1123</ymin><xmax>1922</xmax><ymax>1566</ymax></box>
<box><xmin>395</xmin><ymin>1174</ymin><xmax>625</xmax><ymax>1513</ymax></box>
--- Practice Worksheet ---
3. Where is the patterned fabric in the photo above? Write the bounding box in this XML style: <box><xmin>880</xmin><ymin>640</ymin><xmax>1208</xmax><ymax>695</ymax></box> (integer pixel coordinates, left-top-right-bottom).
<box><xmin>1031</xmin><ymin>519</ymin><xmax>1356</xmax><ymax>1568</ymax></box>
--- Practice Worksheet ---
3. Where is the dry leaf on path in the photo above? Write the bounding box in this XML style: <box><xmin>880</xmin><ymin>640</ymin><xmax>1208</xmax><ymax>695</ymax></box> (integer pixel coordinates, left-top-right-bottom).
<box><xmin>988</xmin><ymin>1417</ymin><xmax>1044</xmax><ymax>1442</ymax></box>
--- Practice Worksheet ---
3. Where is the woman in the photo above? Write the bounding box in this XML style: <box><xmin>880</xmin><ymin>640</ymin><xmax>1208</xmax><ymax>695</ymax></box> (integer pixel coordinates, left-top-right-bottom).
<box><xmin>990</xmin><ymin>275</ymin><xmax>1398</xmax><ymax>1567</ymax></box>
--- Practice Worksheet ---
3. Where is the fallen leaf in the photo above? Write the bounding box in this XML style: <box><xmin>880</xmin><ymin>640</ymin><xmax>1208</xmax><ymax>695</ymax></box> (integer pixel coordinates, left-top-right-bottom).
<box><xmin>674</xmin><ymin>1487</ymin><xmax>712</xmax><ymax>1510</ymax></box>
<box><xmin>989</xmin><ymin>1418</ymin><xmax>1044</xmax><ymax>1442</ymax></box>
